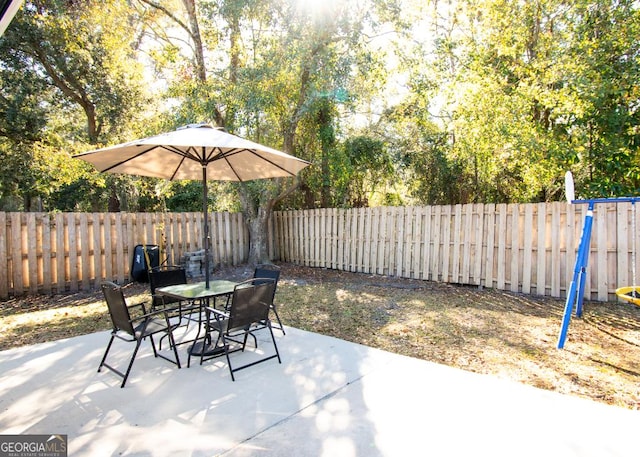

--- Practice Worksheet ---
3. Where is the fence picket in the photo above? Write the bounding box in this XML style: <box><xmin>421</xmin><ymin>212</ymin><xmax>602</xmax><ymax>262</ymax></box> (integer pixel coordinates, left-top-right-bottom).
<box><xmin>452</xmin><ymin>205</ymin><xmax>462</xmax><ymax>283</ymax></box>
<box><xmin>79</xmin><ymin>214</ymin><xmax>90</xmax><ymax>291</ymax></box>
<box><xmin>472</xmin><ymin>204</ymin><xmax>483</xmax><ymax>286</ymax></box>
<box><xmin>483</xmin><ymin>204</ymin><xmax>495</xmax><ymax>289</ymax></box>
<box><xmin>595</xmin><ymin>205</ymin><xmax>608</xmax><ymax>301</ymax></box>
<box><xmin>522</xmin><ymin>205</ymin><xmax>533</xmax><ymax>294</ymax></box>
<box><xmin>553</xmin><ymin>203</ymin><xmax>560</xmax><ymax>296</ymax></box>
<box><xmin>412</xmin><ymin>207</ymin><xmax>423</xmax><ymax>279</ymax></box>
<box><xmin>27</xmin><ymin>213</ymin><xmax>38</xmax><ymax>294</ymax></box>
<box><xmin>462</xmin><ymin>205</ymin><xmax>472</xmax><ymax>284</ymax></box>
<box><xmin>40</xmin><ymin>214</ymin><xmax>50</xmax><ymax>292</ymax></box>
<box><xmin>422</xmin><ymin>206</ymin><xmax>432</xmax><ymax>281</ymax></box>
<box><xmin>10</xmin><ymin>213</ymin><xmax>22</xmax><ymax>294</ymax></box>
<box><xmin>395</xmin><ymin>207</ymin><xmax>404</xmax><ymax>277</ymax></box>
<box><xmin>0</xmin><ymin>213</ymin><xmax>7</xmax><ymax>298</ymax></box>
<box><xmin>496</xmin><ymin>204</ymin><xmax>507</xmax><ymax>290</ymax></box>
<box><xmin>431</xmin><ymin>206</ymin><xmax>441</xmax><ymax>281</ymax></box>
<box><xmin>445</xmin><ymin>206</ymin><xmax>455</xmax><ymax>282</ymax></box>
<box><xmin>510</xmin><ymin>204</ymin><xmax>520</xmax><ymax>293</ymax></box>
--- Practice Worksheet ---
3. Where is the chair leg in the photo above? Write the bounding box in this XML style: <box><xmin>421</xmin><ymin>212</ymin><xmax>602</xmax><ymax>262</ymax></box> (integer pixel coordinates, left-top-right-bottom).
<box><xmin>167</xmin><ymin>330</ymin><xmax>181</xmax><ymax>369</ymax></box>
<box><xmin>121</xmin><ymin>339</ymin><xmax>143</xmax><ymax>388</ymax></box>
<box><xmin>271</xmin><ymin>304</ymin><xmax>285</xmax><ymax>335</ymax></box>
<box><xmin>247</xmin><ymin>330</ymin><xmax>257</xmax><ymax>348</ymax></box>
<box><xmin>239</xmin><ymin>326</ymin><xmax>256</xmax><ymax>350</ymax></box>
<box><xmin>97</xmin><ymin>333</ymin><xmax>116</xmax><ymax>373</ymax></box>
<box><xmin>149</xmin><ymin>334</ymin><xmax>159</xmax><ymax>357</ymax></box>
<box><xmin>151</xmin><ymin>332</ymin><xmax>182</xmax><ymax>369</ymax></box>
<box><xmin>157</xmin><ymin>317</ymin><xmax>181</xmax><ymax>351</ymax></box>
<box><xmin>97</xmin><ymin>332</ymin><xmax>140</xmax><ymax>388</ymax></box>
<box><xmin>221</xmin><ymin>333</ymin><xmax>236</xmax><ymax>382</ymax></box>
<box><xmin>267</xmin><ymin>321</ymin><xmax>282</xmax><ymax>364</ymax></box>
<box><xmin>224</xmin><ymin>324</ymin><xmax>281</xmax><ymax>382</ymax></box>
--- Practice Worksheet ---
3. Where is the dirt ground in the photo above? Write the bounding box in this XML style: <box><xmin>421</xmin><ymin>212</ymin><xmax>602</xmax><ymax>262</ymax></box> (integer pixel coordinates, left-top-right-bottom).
<box><xmin>2</xmin><ymin>262</ymin><xmax>640</xmax><ymax>410</ymax></box>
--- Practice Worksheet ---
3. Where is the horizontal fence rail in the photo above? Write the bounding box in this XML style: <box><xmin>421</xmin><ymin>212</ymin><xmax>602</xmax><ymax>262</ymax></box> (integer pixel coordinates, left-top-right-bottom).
<box><xmin>273</xmin><ymin>202</ymin><xmax>639</xmax><ymax>303</ymax></box>
<box><xmin>1</xmin><ymin>203</ymin><xmax>637</xmax><ymax>301</ymax></box>
<box><xmin>0</xmin><ymin>212</ymin><xmax>249</xmax><ymax>298</ymax></box>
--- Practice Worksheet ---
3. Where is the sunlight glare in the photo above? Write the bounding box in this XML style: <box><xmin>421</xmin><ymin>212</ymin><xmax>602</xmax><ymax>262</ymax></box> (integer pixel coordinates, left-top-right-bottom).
<box><xmin>292</xmin><ymin>0</ymin><xmax>347</xmax><ymax>23</ymax></box>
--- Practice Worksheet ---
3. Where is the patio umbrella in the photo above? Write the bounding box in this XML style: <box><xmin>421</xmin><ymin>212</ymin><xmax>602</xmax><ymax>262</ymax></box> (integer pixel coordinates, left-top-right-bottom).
<box><xmin>75</xmin><ymin>123</ymin><xmax>310</xmax><ymax>288</ymax></box>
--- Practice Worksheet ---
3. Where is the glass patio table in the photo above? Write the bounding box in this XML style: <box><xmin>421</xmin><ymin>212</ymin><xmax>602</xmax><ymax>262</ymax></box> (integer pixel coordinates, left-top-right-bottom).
<box><xmin>156</xmin><ymin>280</ymin><xmax>238</xmax><ymax>364</ymax></box>
<box><xmin>156</xmin><ymin>280</ymin><xmax>238</xmax><ymax>302</ymax></box>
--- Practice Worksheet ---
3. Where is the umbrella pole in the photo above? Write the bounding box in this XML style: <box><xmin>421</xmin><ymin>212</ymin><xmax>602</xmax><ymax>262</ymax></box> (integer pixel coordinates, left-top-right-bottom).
<box><xmin>202</xmin><ymin>165</ymin><xmax>210</xmax><ymax>289</ymax></box>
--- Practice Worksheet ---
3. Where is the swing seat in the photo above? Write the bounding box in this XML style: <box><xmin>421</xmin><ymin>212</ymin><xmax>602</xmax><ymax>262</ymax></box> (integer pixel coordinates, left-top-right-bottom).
<box><xmin>615</xmin><ymin>286</ymin><xmax>640</xmax><ymax>306</ymax></box>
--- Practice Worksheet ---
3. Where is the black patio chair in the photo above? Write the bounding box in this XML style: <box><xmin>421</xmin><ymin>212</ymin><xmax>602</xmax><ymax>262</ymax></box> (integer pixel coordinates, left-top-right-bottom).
<box><xmin>98</xmin><ymin>281</ymin><xmax>181</xmax><ymax>388</ymax></box>
<box><xmin>201</xmin><ymin>278</ymin><xmax>281</xmax><ymax>381</ymax></box>
<box><xmin>149</xmin><ymin>265</ymin><xmax>199</xmax><ymax>331</ymax></box>
<box><xmin>148</xmin><ymin>265</ymin><xmax>187</xmax><ymax>309</ymax></box>
<box><xmin>253</xmin><ymin>264</ymin><xmax>285</xmax><ymax>334</ymax></box>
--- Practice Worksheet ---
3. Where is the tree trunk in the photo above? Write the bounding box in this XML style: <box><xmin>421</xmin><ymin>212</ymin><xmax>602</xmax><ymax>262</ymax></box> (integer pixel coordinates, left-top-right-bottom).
<box><xmin>239</xmin><ymin>179</ymin><xmax>302</xmax><ymax>266</ymax></box>
<box><xmin>181</xmin><ymin>0</ymin><xmax>207</xmax><ymax>83</ymax></box>
<box><xmin>238</xmin><ymin>183</ymin><xmax>269</xmax><ymax>265</ymax></box>
<box><xmin>246</xmin><ymin>205</ymin><xmax>271</xmax><ymax>265</ymax></box>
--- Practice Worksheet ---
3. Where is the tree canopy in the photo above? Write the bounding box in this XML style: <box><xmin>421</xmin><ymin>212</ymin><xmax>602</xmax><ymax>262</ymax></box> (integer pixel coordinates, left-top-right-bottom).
<box><xmin>1</xmin><ymin>0</ymin><xmax>638</xmax><ymax>219</ymax></box>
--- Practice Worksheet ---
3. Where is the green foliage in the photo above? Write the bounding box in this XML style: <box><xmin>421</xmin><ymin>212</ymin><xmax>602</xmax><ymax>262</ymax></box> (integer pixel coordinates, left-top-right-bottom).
<box><xmin>2</xmin><ymin>1</ymin><xmax>151</xmax><ymax>143</ymax></box>
<box><xmin>2</xmin><ymin>0</ymin><xmax>639</xmax><ymax>214</ymax></box>
<box><xmin>0</xmin><ymin>0</ymin><xmax>160</xmax><ymax>211</ymax></box>
<box><xmin>340</xmin><ymin>136</ymin><xmax>394</xmax><ymax>207</ymax></box>
<box><xmin>164</xmin><ymin>182</ymin><xmax>205</xmax><ymax>212</ymax></box>
<box><xmin>394</xmin><ymin>0</ymin><xmax>640</xmax><ymax>203</ymax></box>
<box><xmin>568</xmin><ymin>0</ymin><xmax>640</xmax><ymax>197</ymax></box>
<box><xmin>164</xmin><ymin>181</ymin><xmax>240</xmax><ymax>212</ymax></box>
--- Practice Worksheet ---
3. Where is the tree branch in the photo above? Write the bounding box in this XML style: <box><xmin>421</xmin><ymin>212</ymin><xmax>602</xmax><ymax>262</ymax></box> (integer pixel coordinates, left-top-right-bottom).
<box><xmin>138</xmin><ymin>0</ymin><xmax>193</xmax><ymax>38</ymax></box>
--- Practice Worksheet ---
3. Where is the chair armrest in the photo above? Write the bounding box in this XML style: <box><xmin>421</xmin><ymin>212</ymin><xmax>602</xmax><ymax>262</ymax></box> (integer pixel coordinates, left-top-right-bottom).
<box><xmin>129</xmin><ymin>305</ymin><xmax>181</xmax><ymax>324</ymax></box>
<box><xmin>127</xmin><ymin>301</ymin><xmax>148</xmax><ymax>315</ymax></box>
<box><xmin>204</xmin><ymin>306</ymin><xmax>228</xmax><ymax>319</ymax></box>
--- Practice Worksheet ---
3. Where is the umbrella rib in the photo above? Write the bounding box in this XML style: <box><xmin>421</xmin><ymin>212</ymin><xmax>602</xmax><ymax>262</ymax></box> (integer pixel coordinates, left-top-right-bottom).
<box><xmin>99</xmin><ymin>146</ymin><xmax>157</xmax><ymax>172</ymax></box>
<box><xmin>221</xmin><ymin>148</ymin><xmax>245</xmax><ymax>181</ymax></box>
<box><xmin>200</xmin><ymin>147</ymin><xmax>244</xmax><ymax>181</ymax></box>
<box><xmin>96</xmin><ymin>145</ymin><xmax>199</xmax><ymax>174</ymax></box>
<box><xmin>207</xmin><ymin>148</ymin><xmax>295</xmax><ymax>182</ymax></box>
<box><xmin>202</xmin><ymin>146</ymin><xmax>213</xmax><ymax>165</ymax></box>
<box><xmin>169</xmin><ymin>154</ymin><xmax>188</xmax><ymax>181</ymax></box>
<box><xmin>162</xmin><ymin>145</ymin><xmax>201</xmax><ymax>162</ymax></box>
<box><xmin>221</xmin><ymin>149</ymin><xmax>298</xmax><ymax>178</ymax></box>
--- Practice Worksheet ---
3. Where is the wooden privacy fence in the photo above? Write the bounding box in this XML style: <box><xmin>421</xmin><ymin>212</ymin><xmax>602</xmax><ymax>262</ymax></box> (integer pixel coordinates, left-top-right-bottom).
<box><xmin>274</xmin><ymin>202</ymin><xmax>640</xmax><ymax>302</ymax></box>
<box><xmin>0</xmin><ymin>212</ymin><xmax>249</xmax><ymax>298</ymax></box>
<box><xmin>1</xmin><ymin>202</ymin><xmax>638</xmax><ymax>301</ymax></box>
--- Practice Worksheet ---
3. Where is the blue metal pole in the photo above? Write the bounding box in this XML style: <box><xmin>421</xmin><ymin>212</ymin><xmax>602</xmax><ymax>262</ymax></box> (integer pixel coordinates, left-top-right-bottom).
<box><xmin>574</xmin><ymin>208</ymin><xmax>594</xmax><ymax>318</ymax></box>
<box><xmin>557</xmin><ymin>202</ymin><xmax>595</xmax><ymax>349</ymax></box>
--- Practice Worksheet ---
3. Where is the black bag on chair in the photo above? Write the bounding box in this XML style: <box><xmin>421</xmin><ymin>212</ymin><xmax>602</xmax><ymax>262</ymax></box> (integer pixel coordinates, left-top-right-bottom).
<box><xmin>131</xmin><ymin>244</ymin><xmax>160</xmax><ymax>282</ymax></box>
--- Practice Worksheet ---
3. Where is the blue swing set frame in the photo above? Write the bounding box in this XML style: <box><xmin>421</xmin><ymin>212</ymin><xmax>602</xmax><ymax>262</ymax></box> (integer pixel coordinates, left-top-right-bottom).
<box><xmin>557</xmin><ymin>196</ymin><xmax>640</xmax><ymax>349</ymax></box>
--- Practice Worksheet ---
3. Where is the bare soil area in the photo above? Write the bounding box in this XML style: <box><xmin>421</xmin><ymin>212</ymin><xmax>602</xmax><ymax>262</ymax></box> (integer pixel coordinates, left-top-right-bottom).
<box><xmin>2</xmin><ymin>262</ymin><xmax>639</xmax><ymax>410</ymax></box>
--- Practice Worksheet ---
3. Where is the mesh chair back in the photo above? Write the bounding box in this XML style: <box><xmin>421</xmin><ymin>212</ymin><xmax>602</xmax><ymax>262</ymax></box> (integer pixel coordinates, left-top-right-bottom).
<box><xmin>227</xmin><ymin>280</ymin><xmax>275</xmax><ymax>332</ymax></box>
<box><xmin>101</xmin><ymin>282</ymin><xmax>135</xmax><ymax>336</ymax></box>
<box><xmin>149</xmin><ymin>266</ymin><xmax>187</xmax><ymax>306</ymax></box>
<box><xmin>253</xmin><ymin>266</ymin><xmax>280</xmax><ymax>299</ymax></box>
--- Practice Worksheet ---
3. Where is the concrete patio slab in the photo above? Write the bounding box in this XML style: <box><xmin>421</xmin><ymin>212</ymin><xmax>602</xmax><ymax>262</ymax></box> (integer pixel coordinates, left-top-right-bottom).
<box><xmin>0</xmin><ymin>326</ymin><xmax>638</xmax><ymax>456</ymax></box>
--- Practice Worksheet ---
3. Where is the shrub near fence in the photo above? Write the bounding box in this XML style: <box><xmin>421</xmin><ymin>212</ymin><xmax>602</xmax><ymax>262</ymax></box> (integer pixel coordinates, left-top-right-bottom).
<box><xmin>1</xmin><ymin>202</ymin><xmax>636</xmax><ymax>300</ymax></box>
<box><xmin>274</xmin><ymin>202</ymin><xmax>639</xmax><ymax>303</ymax></box>
<box><xmin>0</xmin><ymin>212</ymin><xmax>249</xmax><ymax>298</ymax></box>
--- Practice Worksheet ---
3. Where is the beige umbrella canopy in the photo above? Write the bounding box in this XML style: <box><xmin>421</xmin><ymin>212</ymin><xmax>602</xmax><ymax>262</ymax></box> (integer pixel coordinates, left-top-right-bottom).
<box><xmin>75</xmin><ymin>123</ymin><xmax>311</xmax><ymax>287</ymax></box>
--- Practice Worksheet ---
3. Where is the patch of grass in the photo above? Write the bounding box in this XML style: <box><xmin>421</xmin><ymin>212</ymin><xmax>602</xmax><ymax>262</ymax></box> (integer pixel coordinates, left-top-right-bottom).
<box><xmin>0</xmin><ymin>286</ymin><xmax>149</xmax><ymax>349</ymax></box>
